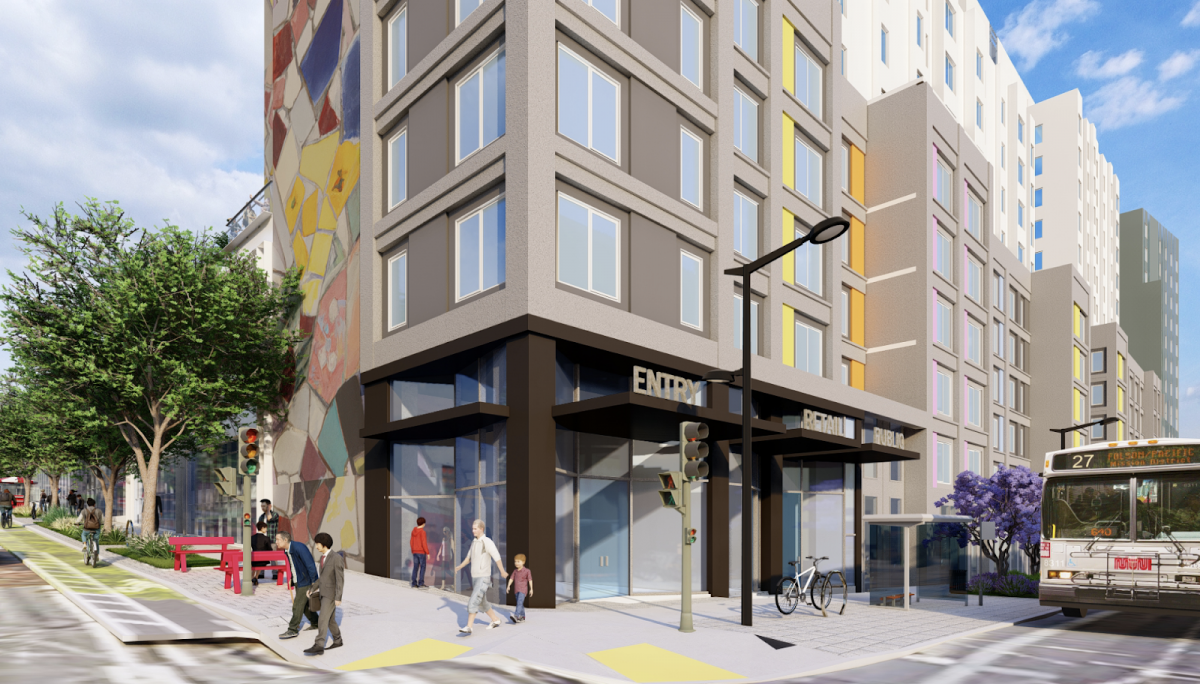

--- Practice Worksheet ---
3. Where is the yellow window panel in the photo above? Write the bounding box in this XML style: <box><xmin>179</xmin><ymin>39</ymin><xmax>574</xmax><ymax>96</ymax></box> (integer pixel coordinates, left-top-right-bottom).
<box><xmin>782</xmin><ymin>209</ymin><xmax>795</xmax><ymax>284</ymax></box>
<box><xmin>782</xmin><ymin>113</ymin><xmax>796</xmax><ymax>189</ymax></box>
<box><xmin>850</xmin><ymin>144</ymin><xmax>865</xmax><ymax>204</ymax></box>
<box><xmin>1118</xmin><ymin>386</ymin><xmax>1125</xmax><ymax>410</ymax></box>
<box><xmin>1073</xmin><ymin>347</ymin><xmax>1081</xmax><ymax>380</ymax></box>
<box><xmin>850</xmin><ymin>216</ymin><xmax>865</xmax><ymax>274</ymax></box>
<box><xmin>782</xmin><ymin>19</ymin><xmax>795</xmax><ymax>94</ymax></box>
<box><xmin>1118</xmin><ymin>353</ymin><xmax>1125</xmax><ymax>379</ymax></box>
<box><xmin>1073</xmin><ymin>305</ymin><xmax>1081</xmax><ymax>337</ymax></box>
<box><xmin>850</xmin><ymin>360</ymin><xmax>865</xmax><ymax>390</ymax></box>
<box><xmin>1074</xmin><ymin>432</ymin><xmax>1081</xmax><ymax>448</ymax></box>
<box><xmin>1073</xmin><ymin>390</ymin><xmax>1082</xmax><ymax>421</ymax></box>
<box><xmin>1118</xmin><ymin>420</ymin><xmax>1125</xmax><ymax>440</ymax></box>
<box><xmin>783</xmin><ymin>305</ymin><xmax>795</xmax><ymax>367</ymax></box>
<box><xmin>850</xmin><ymin>288</ymin><xmax>865</xmax><ymax>346</ymax></box>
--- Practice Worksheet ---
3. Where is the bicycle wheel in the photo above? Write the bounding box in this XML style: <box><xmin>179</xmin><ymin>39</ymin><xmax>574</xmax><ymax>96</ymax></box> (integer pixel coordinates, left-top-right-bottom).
<box><xmin>811</xmin><ymin>575</ymin><xmax>834</xmax><ymax>611</ymax></box>
<box><xmin>776</xmin><ymin>578</ymin><xmax>800</xmax><ymax>614</ymax></box>
<box><xmin>825</xmin><ymin>571</ymin><xmax>848</xmax><ymax>615</ymax></box>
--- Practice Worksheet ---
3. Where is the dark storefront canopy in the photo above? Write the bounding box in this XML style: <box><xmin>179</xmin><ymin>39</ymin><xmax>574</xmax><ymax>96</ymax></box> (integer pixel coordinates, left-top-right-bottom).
<box><xmin>551</xmin><ymin>391</ymin><xmax>785</xmax><ymax>443</ymax></box>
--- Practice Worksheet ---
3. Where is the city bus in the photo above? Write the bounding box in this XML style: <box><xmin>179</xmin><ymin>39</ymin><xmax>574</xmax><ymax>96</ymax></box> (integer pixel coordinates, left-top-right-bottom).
<box><xmin>1040</xmin><ymin>438</ymin><xmax>1200</xmax><ymax>617</ymax></box>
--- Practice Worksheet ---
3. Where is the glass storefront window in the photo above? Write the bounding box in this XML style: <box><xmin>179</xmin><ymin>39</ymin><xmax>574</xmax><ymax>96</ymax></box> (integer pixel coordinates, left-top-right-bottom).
<box><xmin>631</xmin><ymin>440</ymin><xmax>679</xmax><ymax>479</ymax></box>
<box><xmin>391</xmin><ymin>441</ymin><xmax>455</xmax><ymax>496</ymax></box>
<box><xmin>632</xmin><ymin>480</ymin><xmax>705</xmax><ymax>594</ymax></box>
<box><xmin>579</xmin><ymin>477</ymin><xmax>628</xmax><ymax>599</ymax></box>
<box><xmin>580</xmin><ymin>365</ymin><xmax>628</xmax><ymax>401</ymax></box>
<box><xmin>390</xmin><ymin>379</ymin><xmax>454</xmax><ymax>420</ymax></box>
<box><xmin>456</xmin><ymin>345</ymin><xmax>507</xmax><ymax>405</ymax></box>
<box><xmin>390</xmin><ymin>498</ymin><xmax>454</xmax><ymax>588</ymax></box>
<box><xmin>556</xmin><ymin>474</ymin><xmax>575</xmax><ymax>602</ymax></box>
<box><xmin>579</xmin><ymin>432</ymin><xmax>629</xmax><ymax>478</ymax></box>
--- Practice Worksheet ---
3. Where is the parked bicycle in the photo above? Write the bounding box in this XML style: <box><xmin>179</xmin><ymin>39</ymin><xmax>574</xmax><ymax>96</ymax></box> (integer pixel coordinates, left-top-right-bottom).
<box><xmin>776</xmin><ymin>555</ymin><xmax>848</xmax><ymax>617</ymax></box>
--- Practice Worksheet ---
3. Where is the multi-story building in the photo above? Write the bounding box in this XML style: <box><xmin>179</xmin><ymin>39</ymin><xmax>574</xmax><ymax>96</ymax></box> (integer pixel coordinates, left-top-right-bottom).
<box><xmin>1029</xmin><ymin>264</ymin><xmax>1091</xmax><ymax>460</ymax></box>
<box><xmin>1090</xmin><ymin>322</ymin><xmax>1148</xmax><ymax>442</ymax></box>
<box><xmin>243</xmin><ymin>0</ymin><xmax>1163</xmax><ymax>605</ymax></box>
<box><xmin>1029</xmin><ymin>91</ymin><xmax>1121</xmax><ymax>326</ymax></box>
<box><xmin>1119</xmin><ymin>208</ymin><xmax>1179</xmax><ymax>437</ymax></box>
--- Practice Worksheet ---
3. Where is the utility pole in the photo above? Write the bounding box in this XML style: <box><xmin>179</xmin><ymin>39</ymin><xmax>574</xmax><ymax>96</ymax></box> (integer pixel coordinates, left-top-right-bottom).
<box><xmin>237</xmin><ymin>427</ymin><xmax>260</xmax><ymax>597</ymax></box>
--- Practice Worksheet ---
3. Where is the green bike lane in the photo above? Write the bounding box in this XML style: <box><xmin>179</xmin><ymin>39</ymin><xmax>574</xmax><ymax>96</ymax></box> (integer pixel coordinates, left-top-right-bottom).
<box><xmin>0</xmin><ymin>525</ymin><xmax>254</xmax><ymax>643</ymax></box>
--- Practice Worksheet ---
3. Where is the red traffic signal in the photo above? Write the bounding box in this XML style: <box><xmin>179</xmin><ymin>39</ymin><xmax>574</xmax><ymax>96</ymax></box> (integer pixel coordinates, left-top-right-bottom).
<box><xmin>244</xmin><ymin>428</ymin><xmax>258</xmax><ymax>444</ymax></box>
<box><xmin>243</xmin><ymin>513</ymin><xmax>252</xmax><ymax>526</ymax></box>
<box><xmin>686</xmin><ymin>528</ymin><xmax>698</xmax><ymax>545</ymax></box>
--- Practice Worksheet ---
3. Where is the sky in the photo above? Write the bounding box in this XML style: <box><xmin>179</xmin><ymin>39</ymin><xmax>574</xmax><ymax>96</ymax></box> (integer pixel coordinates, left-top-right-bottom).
<box><xmin>976</xmin><ymin>0</ymin><xmax>1200</xmax><ymax>435</ymax></box>
<box><xmin>0</xmin><ymin>1</ymin><xmax>1196</xmax><ymax>434</ymax></box>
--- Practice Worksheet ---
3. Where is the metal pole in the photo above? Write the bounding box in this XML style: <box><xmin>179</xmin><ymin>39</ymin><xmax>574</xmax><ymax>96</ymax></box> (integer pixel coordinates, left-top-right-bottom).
<box><xmin>741</xmin><ymin>271</ymin><xmax>754</xmax><ymax>627</ymax></box>
<box><xmin>680</xmin><ymin>423</ymin><xmax>694</xmax><ymax>632</ymax></box>
<box><xmin>241</xmin><ymin>471</ymin><xmax>253</xmax><ymax>596</ymax></box>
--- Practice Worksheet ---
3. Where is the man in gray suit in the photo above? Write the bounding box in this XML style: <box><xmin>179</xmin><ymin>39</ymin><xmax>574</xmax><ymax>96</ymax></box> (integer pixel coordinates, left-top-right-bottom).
<box><xmin>303</xmin><ymin>532</ymin><xmax>345</xmax><ymax>655</ymax></box>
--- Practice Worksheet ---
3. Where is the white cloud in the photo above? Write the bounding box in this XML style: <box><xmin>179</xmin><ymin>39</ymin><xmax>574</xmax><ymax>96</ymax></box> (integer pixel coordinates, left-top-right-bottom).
<box><xmin>1184</xmin><ymin>1</ymin><xmax>1200</xmax><ymax>27</ymax></box>
<box><xmin>998</xmin><ymin>0</ymin><xmax>1101</xmax><ymax>71</ymax></box>
<box><xmin>1084</xmin><ymin>76</ymin><xmax>1186</xmax><ymax>131</ymax></box>
<box><xmin>1158</xmin><ymin>50</ymin><xmax>1200</xmax><ymax>81</ymax></box>
<box><xmin>1076</xmin><ymin>49</ymin><xmax>1144</xmax><ymax>79</ymax></box>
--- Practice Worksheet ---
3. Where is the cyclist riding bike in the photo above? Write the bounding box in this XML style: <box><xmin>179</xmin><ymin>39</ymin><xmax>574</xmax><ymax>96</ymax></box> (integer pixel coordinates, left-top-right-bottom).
<box><xmin>77</xmin><ymin>498</ymin><xmax>102</xmax><ymax>566</ymax></box>
<box><xmin>0</xmin><ymin>488</ymin><xmax>15</xmax><ymax>528</ymax></box>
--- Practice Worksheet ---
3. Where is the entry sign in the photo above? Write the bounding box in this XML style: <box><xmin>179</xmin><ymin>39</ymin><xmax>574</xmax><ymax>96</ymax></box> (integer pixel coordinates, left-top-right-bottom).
<box><xmin>980</xmin><ymin>521</ymin><xmax>996</xmax><ymax>541</ymax></box>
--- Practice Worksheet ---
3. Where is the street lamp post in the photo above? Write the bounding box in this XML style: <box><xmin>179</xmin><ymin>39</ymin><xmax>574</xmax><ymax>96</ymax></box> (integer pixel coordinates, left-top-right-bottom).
<box><xmin>704</xmin><ymin>216</ymin><xmax>849</xmax><ymax>627</ymax></box>
<box><xmin>1050</xmin><ymin>416</ymin><xmax>1120</xmax><ymax>450</ymax></box>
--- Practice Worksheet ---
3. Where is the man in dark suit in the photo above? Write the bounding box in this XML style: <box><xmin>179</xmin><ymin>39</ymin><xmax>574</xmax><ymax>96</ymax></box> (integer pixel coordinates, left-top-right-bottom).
<box><xmin>303</xmin><ymin>532</ymin><xmax>344</xmax><ymax>655</ymax></box>
<box><xmin>276</xmin><ymin>530</ymin><xmax>319</xmax><ymax>640</ymax></box>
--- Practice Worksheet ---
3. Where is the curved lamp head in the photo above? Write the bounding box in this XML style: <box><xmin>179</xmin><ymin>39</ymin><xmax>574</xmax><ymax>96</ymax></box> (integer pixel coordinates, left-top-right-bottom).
<box><xmin>807</xmin><ymin>216</ymin><xmax>851</xmax><ymax>245</ymax></box>
<box><xmin>703</xmin><ymin>369</ymin><xmax>739</xmax><ymax>385</ymax></box>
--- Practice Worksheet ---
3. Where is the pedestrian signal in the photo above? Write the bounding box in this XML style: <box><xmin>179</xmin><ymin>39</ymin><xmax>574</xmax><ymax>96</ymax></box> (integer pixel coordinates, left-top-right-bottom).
<box><xmin>686</xmin><ymin>528</ymin><xmax>697</xmax><ymax>545</ymax></box>
<box><xmin>243</xmin><ymin>512</ymin><xmax>252</xmax><ymax>527</ymax></box>
<box><xmin>658</xmin><ymin>471</ymin><xmax>685</xmax><ymax>511</ymax></box>
<box><xmin>680</xmin><ymin>421</ymin><xmax>710</xmax><ymax>480</ymax></box>
<box><xmin>238</xmin><ymin>427</ymin><xmax>260</xmax><ymax>476</ymax></box>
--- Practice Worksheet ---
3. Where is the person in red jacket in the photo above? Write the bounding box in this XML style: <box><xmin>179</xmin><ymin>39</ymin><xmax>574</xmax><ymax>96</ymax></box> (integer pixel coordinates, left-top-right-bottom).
<box><xmin>410</xmin><ymin>517</ymin><xmax>429</xmax><ymax>588</ymax></box>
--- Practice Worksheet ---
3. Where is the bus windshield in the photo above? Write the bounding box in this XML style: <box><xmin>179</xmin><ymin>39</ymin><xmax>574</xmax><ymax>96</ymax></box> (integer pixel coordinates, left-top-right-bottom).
<box><xmin>1136</xmin><ymin>472</ymin><xmax>1200</xmax><ymax>541</ymax></box>
<box><xmin>1044</xmin><ymin>476</ymin><xmax>1131</xmax><ymax>540</ymax></box>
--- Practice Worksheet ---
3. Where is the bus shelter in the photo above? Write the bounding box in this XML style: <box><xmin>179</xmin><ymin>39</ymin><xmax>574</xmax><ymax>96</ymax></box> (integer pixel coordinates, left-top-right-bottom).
<box><xmin>864</xmin><ymin>514</ymin><xmax>971</xmax><ymax>609</ymax></box>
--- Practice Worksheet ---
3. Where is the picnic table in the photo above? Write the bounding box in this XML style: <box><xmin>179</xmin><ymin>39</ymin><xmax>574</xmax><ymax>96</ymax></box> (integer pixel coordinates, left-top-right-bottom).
<box><xmin>221</xmin><ymin>550</ymin><xmax>293</xmax><ymax>593</ymax></box>
<box><xmin>169</xmin><ymin>536</ymin><xmax>235</xmax><ymax>572</ymax></box>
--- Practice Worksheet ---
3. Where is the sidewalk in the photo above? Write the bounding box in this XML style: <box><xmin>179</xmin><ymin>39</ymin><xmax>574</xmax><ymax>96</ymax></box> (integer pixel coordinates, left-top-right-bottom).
<box><xmin>19</xmin><ymin>521</ymin><xmax>1057</xmax><ymax>681</ymax></box>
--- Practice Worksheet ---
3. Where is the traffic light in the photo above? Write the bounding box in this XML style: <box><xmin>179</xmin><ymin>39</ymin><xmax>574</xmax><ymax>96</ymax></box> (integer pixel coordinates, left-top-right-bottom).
<box><xmin>238</xmin><ymin>427</ymin><xmax>260</xmax><ymax>476</ymax></box>
<box><xmin>213</xmin><ymin>467</ymin><xmax>238</xmax><ymax>498</ymax></box>
<box><xmin>243</xmin><ymin>512</ymin><xmax>253</xmax><ymax>527</ymax></box>
<box><xmin>680</xmin><ymin>421</ymin><xmax>709</xmax><ymax>480</ymax></box>
<box><xmin>685</xmin><ymin>528</ymin><xmax>697</xmax><ymax>545</ymax></box>
<box><xmin>658</xmin><ymin>472</ymin><xmax>685</xmax><ymax>511</ymax></box>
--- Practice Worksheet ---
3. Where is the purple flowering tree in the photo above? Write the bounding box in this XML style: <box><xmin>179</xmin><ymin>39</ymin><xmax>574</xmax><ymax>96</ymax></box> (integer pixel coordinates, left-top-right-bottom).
<box><xmin>934</xmin><ymin>465</ymin><xmax>1043</xmax><ymax>573</ymax></box>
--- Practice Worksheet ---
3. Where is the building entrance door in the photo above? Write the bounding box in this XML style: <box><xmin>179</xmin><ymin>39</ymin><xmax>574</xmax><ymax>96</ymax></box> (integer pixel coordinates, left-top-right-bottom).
<box><xmin>578</xmin><ymin>478</ymin><xmax>628</xmax><ymax>599</ymax></box>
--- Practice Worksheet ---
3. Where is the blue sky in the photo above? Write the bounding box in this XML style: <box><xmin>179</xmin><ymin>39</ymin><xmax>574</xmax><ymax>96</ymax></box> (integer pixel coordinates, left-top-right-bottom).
<box><xmin>978</xmin><ymin>0</ymin><xmax>1200</xmax><ymax>435</ymax></box>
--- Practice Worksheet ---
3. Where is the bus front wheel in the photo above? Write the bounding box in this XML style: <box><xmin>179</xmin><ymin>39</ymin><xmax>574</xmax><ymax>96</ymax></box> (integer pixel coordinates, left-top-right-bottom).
<box><xmin>1062</xmin><ymin>607</ymin><xmax>1088</xmax><ymax>618</ymax></box>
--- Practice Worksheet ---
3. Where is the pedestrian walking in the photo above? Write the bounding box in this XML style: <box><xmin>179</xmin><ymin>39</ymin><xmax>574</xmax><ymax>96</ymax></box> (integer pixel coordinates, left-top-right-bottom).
<box><xmin>259</xmin><ymin>499</ymin><xmax>280</xmax><ymax>542</ymax></box>
<box><xmin>276</xmin><ymin>531</ymin><xmax>320</xmax><ymax>640</ymax></box>
<box><xmin>454</xmin><ymin>519</ymin><xmax>508</xmax><ymax>635</ymax></box>
<box><xmin>250</xmin><ymin>522</ymin><xmax>272</xmax><ymax>585</ymax></box>
<box><xmin>410</xmin><ymin>517</ymin><xmax>429</xmax><ymax>588</ymax></box>
<box><xmin>67</xmin><ymin>490</ymin><xmax>78</xmax><ymax>512</ymax></box>
<box><xmin>0</xmin><ymin>489</ymin><xmax>14</xmax><ymax>527</ymax></box>
<box><xmin>303</xmin><ymin>532</ymin><xmax>345</xmax><ymax>655</ymax></box>
<box><xmin>40</xmin><ymin>492</ymin><xmax>49</xmax><ymax>513</ymax></box>
<box><xmin>506</xmin><ymin>554</ymin><xmax>533</xmax><ymax>623</ymax></box>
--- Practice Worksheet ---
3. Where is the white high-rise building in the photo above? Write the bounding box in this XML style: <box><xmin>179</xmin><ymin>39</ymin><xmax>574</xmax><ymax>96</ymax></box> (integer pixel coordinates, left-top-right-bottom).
<box><xmin>840</xmin><ymin>0</ymin><xmax>1036</xmax><ymax>268</ymax></box>
<box><xmin>1030</xmin><ymin>91</ymin><xmax>1121</xmax><ymax>325</ymax></box>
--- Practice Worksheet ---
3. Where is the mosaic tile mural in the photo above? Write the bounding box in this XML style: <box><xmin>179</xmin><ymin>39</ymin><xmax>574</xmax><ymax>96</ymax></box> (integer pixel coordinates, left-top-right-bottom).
<box><xmin>265</xmin><ymin>0</ymin><xmax>365</xmax><ymax>569</ymax></box>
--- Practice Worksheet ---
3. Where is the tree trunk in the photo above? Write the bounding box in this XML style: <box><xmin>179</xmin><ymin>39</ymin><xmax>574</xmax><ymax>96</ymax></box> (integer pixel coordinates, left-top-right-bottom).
<box><xmin>120</xmin><ymin>417</ymin><xmax>164</xmax><ymax>537</ymax></box>
<box><xmin>47</xmin><ymin>473</ymin><xmax>61</xmax><ymax>507</ymax></box>
<box><xmin>91</xmin><ymin>465</ymin><xmax>122</xmax><ymax>533</ymax></box>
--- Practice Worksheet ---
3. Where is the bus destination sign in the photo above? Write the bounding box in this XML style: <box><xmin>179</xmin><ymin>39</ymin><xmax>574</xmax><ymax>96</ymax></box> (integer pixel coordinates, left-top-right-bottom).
<box><xmin>1052</xmin><ymin>444</ymin><xmax>1200</xmax><ymax>471</ymax></box>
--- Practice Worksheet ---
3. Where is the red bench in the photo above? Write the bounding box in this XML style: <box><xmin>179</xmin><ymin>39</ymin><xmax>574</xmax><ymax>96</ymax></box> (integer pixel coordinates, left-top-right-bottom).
<box><xmin>221</xmin><ymin>550</ymin><xmax>293</xmax><ymax>593</ymax></box>
<box><xmin>168</xmin><ymin>536</ymin><xmax>235</xmax><ymax>572</ymax></box>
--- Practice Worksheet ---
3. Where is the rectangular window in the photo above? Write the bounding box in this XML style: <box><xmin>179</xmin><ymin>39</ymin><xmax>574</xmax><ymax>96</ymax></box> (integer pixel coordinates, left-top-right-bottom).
<box><xmin>890</xmin><ymin>462</ymin><xmax>901</xmax><ymax>481</ymax></box>
<box><xmin>935</xmin><ymin>158</ymin><xmax>952</xmax><ymax>209</ymax></box>
<box><xmin>945</xmin><ymin>54</ymin><xmax>954</xmax><ymax>91</ymax></box>
<box><xmin>457</xmin><ymin>0</ymin><xmax>481</xmax><ymax>25</ymax></box>
<box><xmin>733</xmin><ymin>89</ymin><xmax>758</xmax><ymax>162</ymax></box>
<box><xmin>1008</xmin><ymin>421</ymin><xmax>1017</xmax><ymax>454</ymax></box>
<box><xmin>387</xmin><ymin>128</ymin><xmax>407</xmax><ymax>209</ymax></box>
<box><xmin>865</xmin><ymin>496</ymin><xmax>877</xmax><ymax>515</ymax></box>
<box><xmin>387</xmin><ymin>6</ymin><xmax>407</xmax><ymax>89</ymax></box>
<box><xmin>968</xmin><ymin>384</ymin><xmax>983</xmax><ymax>426</ymax></box>
<box><xmin>456</xmin><ymin>48</ymin><xmax>506</xmax><ymax>163</ymax></box>
<box><xmin>994</xmin><ymin>414</ymin><xmax>1004</xmax><ymax>452</ymax></box>
<box><xmin>1092</xmin><ymin>349</ymin><xmax>1105</xmax><ymax>373</ymax></box>
<box><xmin>734</xmin><ymin>294</ymin><xmax>759</xmax><ymax>354</ymax></box>
<box><xmin>557</xmin><ymin>194</ymin><xmax>620</xmax><ymax>300</ymax></box>
<box><xmin>976</xmin><ymin>99</ymin><xmax>982</xmax><ymax>128</ymax></box>
<box><xmin>840</xmin><ymin>46</ymin><xmax>846</xmax><ymax>75</ymax></box>
<box><xmin>864</xmin><ymin>462</ymin><xmax>878</xmax><ymax>479</ymax></box>
<box><xmin>795</xmin><ymin>225</ymin><xmax>822</xmax><ymax>294</ymax></box>
<box><xmin>841</xmin><ymin>144</ymin><xmax>849</xmax><ymax>191</ymax></box>
<box><xmin>680</xmin><ymin>250</ymin><xmax>703</xmax><ymax>329</ymax></box>
<box><xmin>967</xmin><ymin>318</ymin><xmax>982</xmax><ymax>364</ymax></box>
<box><xmin>967</xmin><ymin>193</ymin><xmax>981</xmax><ymax>238</ymax></box>
<box><xmin>794</xmin><ymin>136</ymin><xmax>823</xmax><ymax>206</ymax></box>
<box><xmin>794</xmin><ymin>319</ymin><xmax>823</xmax><ymax>376</ymax></box>
<box><xmin>558</xmin><ymin>44</ymin><xmax>620</xmax><ymax>162</ymax></box>
<box><xmin>1035</xmin><ymin>156</ymin><xmax>1043</xmax><ymax>176</ymax></box>
<box><xmin>967</xmin><ymin>447</ymin><xmax>983</xmax><ymax>474</ymax></box>
<box><xmin>733</xmin><ymin>191</ymin><xmax>758</xmax><ymax>258</ymax></box>
<box><xmin>995</xmin><ymin>320</ymin><xmax>1005</xmax><ymax>360</ymax></box>
<box><xmin>1034</xmin><ymin>188</ymin><xmax>1043</xmax><ymax>207</ymax></box>
<box><xmin>388</xmin><ymin>251</ymin><xmax>407</xmax><ymax>330</ymax></box>
<box><xmin>1018</xmin><ymin>160</ymin><xmax>1024</xmax><ymax>187</ymax></box>
<box><xmin>936</xmin><ymin>369</ymin><xmax>952</xmax><ymax>416</ymax></box>
<box><xmin>1018</xmin><ymin>117</ymin><xmax>1024</xmax><ymax>143</ymax></box>
<box><xmin>1001</xmin><ymin>100</ymin><xmax>1005</xmax><ymax>124</ymax></box>
<box><xmin>994</xmin><ymin>367</ymin><xmax>1004</xmax><ymax>404</ymax></box>
<box><xmin>680</xmin><ymin>4</ymin><xmax>702</xmax><ymax>87</ymax></box>
<box><xmin>734</xmin><ymin>0</ymin><xmax>758</xmax><ymax>59</ymax></box>
<box><xmin>1018</xmin><ymin>202</ymin><xmax>1024</xmax><ymax>228</ymax></box>
<box><xmin>794</xmin><ymin>43</ymin><xmax>822</xmax><ymax>117</ymax></box>
<box><xmin>890</xmin><ymin>498</ymin><xmax>902</xmax><ymax>514</ymax></box>
<box><xmin>945</xmin><ymin>2</ymin><xmax>954</xmax><ymax>36</ymax></box>
<box><xmin>583</xmin><ymin>0</ymin><xmax>619</xmax><ymax>24</ymax></box>
<box><xmin>976</xmin><ymin>50</ymin><xmax>982</xmax><ymax>78</ymax></box>
<box><xmin>456</xmin><ymin>197</ymin><xmax>506</xmax><ymax>301</ymax></box>
<box><xmin>935</xmin><ymin>298</ymin><xmax>952</xmax><ymax>348</ymax></box>
<box><xmin>1092</xmin><ymin>383</ymin><xmax>1105</xmax><ymax>406</ymax></box>
<box><xmin>841</xmin><ymin>359</ymin><xmax>850</xmax><ymax>384</ymax></box>
<box><xmin>967</xmin><ymin>257</ymin><xmax>981</xmax><ymax>301</ymax></box>
<box><xmin>841</xmin><ymin>288</ymin><xmax>850</xmax><ymax>337</ymax></box>
<box><xmin>1034</xmin><ymin>252</ymin><xmax>1042</xmax><ymax>271</ymax></box>
<box><xmin>937</xmin><ymin>439</ymin><xmax>953</xmax><ymax>484</ymax></box>
<box><xmin>1001</xmin><ymin>144</ymin><xmax>1006</xmax><ymax>168</ymax></box>
<box><xmin>917</xmin><ymin>14</ymin><xmax>923</xmax><ymax>46</ymax></box>
<box><xmin>1035</xmin><ymin>124</ymin><xmax>1043</xmax><ymax>144</ymax></box>
<box><xmin>680</xmin><ymin>127</ymin><xmax>703</xmax><ymax>208</ymax></box>
<box><xmin>935</xmin><ymin>230</ymin><xmax>952</xmax><ymax>278</ymax></box>
<box><xmin>994</xmin><ymin>272</ymin><xmax>1005</xmax><ymax>312</ymax></box>
<box><xmin>880</xmin><ymin>27</ymin><xmax>888</xmax><ymax>64</ymax></box>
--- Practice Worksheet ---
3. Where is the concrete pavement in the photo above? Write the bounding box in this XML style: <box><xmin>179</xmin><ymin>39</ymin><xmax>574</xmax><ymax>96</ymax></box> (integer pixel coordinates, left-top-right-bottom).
<box><xmin>21</xmin><ymin>521</ymin><xmax>1058</xmax><ymax>682</ymax></box>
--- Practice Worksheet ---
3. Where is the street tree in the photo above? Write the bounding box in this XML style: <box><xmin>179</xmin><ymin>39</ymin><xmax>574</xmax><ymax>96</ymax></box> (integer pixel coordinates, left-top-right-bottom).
<box><xmin>0</xmin><ymin>380</ymin><xmax>80</xmax><ymax>507</ymax></box>
<box><xmin>0</xmin><ymin>200</ymin><xmax>302</xmax><ymax>535</ymax></box>
<box><xmin>934</xmin><ymin>465</ymin><xmax>1043</xmax><ymax>573</ymax></box>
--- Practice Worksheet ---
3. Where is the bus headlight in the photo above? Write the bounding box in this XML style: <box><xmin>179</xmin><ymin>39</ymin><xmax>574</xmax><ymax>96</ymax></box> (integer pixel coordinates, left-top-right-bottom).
<box><xmin>1048</xmin><ymin>571</ymin><xmax>1074</xmax><ymax>580</ymax></box>
<box><xmin>1175</xmin><ymin>575</ymin><xmax>1199</xmax><ymax>584</ymax></box>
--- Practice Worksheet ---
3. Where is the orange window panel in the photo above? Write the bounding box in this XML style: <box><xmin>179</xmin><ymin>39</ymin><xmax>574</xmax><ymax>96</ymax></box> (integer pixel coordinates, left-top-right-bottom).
<box><xmin>850</xmin><ymin>145</ymin><xmax>865</xmax><ymax>204</ymax></box>
<box><xmin>850</xmin><ymin>288</ymin><xmax>865</xmax><ymax>346</ymax></box>
<box><xmin>850</xmin><ymin>360</ymin><xmax>865</xmax><ymax>390</ymax></box>
<box><xmin>850</xmin><ymin>216</ymin><xmax>865</xmax><ymax>274</ymax></box>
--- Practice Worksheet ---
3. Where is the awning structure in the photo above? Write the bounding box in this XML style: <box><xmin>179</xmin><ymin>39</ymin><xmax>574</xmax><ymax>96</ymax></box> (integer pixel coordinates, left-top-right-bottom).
<box><xmin>730</xmin><ymin>429</ymin><xmax>921</xmax><ymax>463</ymax></box>
<box><xmin>359</xmin><ymin>402</ymin><xmax>509</xmax><ymax>442</ymax></box>
<box><xmin>551</xmin><ymin>392</ymin><xmax>786</xmax><ymax>443</ymax></box>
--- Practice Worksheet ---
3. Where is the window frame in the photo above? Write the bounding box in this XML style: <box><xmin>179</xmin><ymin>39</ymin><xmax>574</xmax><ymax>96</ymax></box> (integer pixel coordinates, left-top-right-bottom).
<box><xmin>387</xmin><ymin>250</ymin><xmax>408</xmax><ymax>331</ymax></box>
<box><xmin>937</xmin><ymin>438</ymin><xmax>953</xmax><ymax>483</ymax></box>
<box><xmin>733</xmin><ymin>0</ymin><xmax>759</xmax><ymax>59</ymax></box>
<box><xmin>679</xmin><ymin>249</ymin><xmax>704</xmax><ymax>330</ymax></box>
<box><xmin>968</xmin><ymin>383</ymin><xmax>983</xmax><ymax>426</ymax></box>
<box><xmin>793</xmin><ymin>41</ymin><xmax>823</xmax><ymax>118</ymax></box>
<box><xmin>945</xmin><ymin>2</ymin><xmax>954</xmax><ymax>37</ymax></box>
<box><xmin>936</xmin><ymin>368</ymin><xmax>952</xmax><ymax>416</ymax></box>
<box><xmin>880</xmin><ymin>26</ymin><xmax>889</xmax><ymax>64</ymax></box>
<box><xmin>733</xmin><ymin>190</ymin><xmax>759</xmax><ymax>259</ymax></box>
<box><xmin>733</xmin><ymin>87</ymin><xmax>758</xmax><ymax>162</ymax></box>
<box><xmin>456</xmin><ymin>0</ymin><xmax>481</xmax><ymax>26</ymax></box>
<box><xmin>557</xmin><ymin>43</ymin><xmax>622</xmax><ymax>164</ymax></box>
<box><xmin>387</xmin><ymin>4</ymin><xmax>407</xmax><ymax>90</ymax></box>
<box><xmin>794</xmin><ymin>318</ymin><xmax>823</xmax><ymax>376</ymax></box>
<box><xmin>455</xmin><ymin>46</ymin><xmax>506</xmax><ymax>165</ymax></box>
<box><xmin>967</xmin><ymin>317</ymin><xmax>982</xmax><ymax>364</ymax></box>
<box><xmin>680</xmin><ymin>126</ymin><xmax>704</xmax><ymax>209</ymax></box>
<box><xmin>582</xmin><ymin>0</ymin><xmax>619</xmax><ymax>25</ymax></box>
<box><xmin>944</xmin><ymin>53</ymin><xmax>955</xmax><ymax>91</ymax></box>
<box><xmin>556</xmin><ymin>192</ymin><xmax>622</xmax><ymax>301</ymax></box>
<box><xmin>734</xmin><ymin>293</ymin><xmax>760</xmax><ymax>354</ymax></box>
<box><xmin>794</xmin><ymin>134</ymin><xmax>823</xmax><ymax>206</ymax></box>
<box><xmin>794</xmin><ymin>223</ymin><xmax>823</xmax><ymax>295</ymax></box>
<box><xmin>387</xmin><ymin>126</ymin><xmax>408</xmax><ymax>210</ymax></box>
<box><xmin>454</xmin><ymin>194</ymin><xmax>507</xmax><ymax>303</ymax></box>
<box><xmin>680</xmin><ymin>3</ymin><xmax>704</xmax><ymax>89</ymax></box>
<box><xmin>935</xmin><ymin>297</ymin><xmax>953</xmax><ymax>349</ymax></box>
